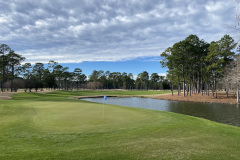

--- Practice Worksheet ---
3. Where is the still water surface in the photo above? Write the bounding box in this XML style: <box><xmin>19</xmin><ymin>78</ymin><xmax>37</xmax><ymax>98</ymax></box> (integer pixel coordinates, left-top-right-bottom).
<box><xmin>82</xmin><ymin>97</ymin><xmax>240</xmax><ymax>127</ymax></box>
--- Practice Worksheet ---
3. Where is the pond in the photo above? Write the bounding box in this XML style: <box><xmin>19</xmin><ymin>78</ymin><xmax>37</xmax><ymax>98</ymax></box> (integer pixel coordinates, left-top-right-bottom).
<box><xmin>82</xmin><ymin>97</ymin><xmax>240</xmax><ymax>127</ymax></box>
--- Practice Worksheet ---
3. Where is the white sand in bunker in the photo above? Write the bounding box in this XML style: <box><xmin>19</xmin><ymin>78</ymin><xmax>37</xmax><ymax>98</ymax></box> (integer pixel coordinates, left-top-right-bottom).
<box><xmin>0</xmin><ymin>90</ymin><xmax>53</xmax><ymax>100</ymax></box>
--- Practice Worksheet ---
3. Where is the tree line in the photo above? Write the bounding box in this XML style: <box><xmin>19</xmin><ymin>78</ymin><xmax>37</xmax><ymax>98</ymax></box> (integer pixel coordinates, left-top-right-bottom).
<box><xmin>88</xmin><ymin>70</ymin><xmax>170</xmax><ymax>90</ymax></box>
<box><xmin>220</xmin><ymin>46</ymin><xmax>240</xmax><ymax>102</ymax></box>
<box><xmin>0</xmin><ymin>44</ymin><xmax>170</xmax><ymax>92</ymax></box>
<box><xmin>160</xmin><ymin>34</ymin><xmax>237</xmax><ymax>97</ymax></box>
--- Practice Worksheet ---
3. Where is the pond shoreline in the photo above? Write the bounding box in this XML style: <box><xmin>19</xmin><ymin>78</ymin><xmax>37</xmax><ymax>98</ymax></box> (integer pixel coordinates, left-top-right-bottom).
<box><xmin>82</xmin><ymin>96</ymin><xmax>240</xmax><ymax>127</ymax></box>
<box><xmin>146</xmin><ymin>93</ymin><xmax>238</xmax><ymax>105</ymax></box>
<box><xmin>74</xmin><ymin>95</ymin><xmax>134</xmax><ymax>99</ymax></box>
<box><xmin>75</xmin><ymin>92</ymin><xmax>239</xmax><ymax>105</ymax></box>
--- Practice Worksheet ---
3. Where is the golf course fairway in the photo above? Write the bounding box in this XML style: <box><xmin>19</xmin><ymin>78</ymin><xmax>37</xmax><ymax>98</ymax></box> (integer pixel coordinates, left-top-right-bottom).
<box><xmin>1</xmin><ymin>90</ymin><xmax>240</xmax><ymax>159</ymax></box>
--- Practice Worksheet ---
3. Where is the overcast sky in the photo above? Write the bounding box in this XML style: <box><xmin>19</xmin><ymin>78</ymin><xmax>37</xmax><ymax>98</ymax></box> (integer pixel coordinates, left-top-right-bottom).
<box><xmin>0</xmin><ymin>0</ymin><xmax>239</xmax><ymax>65</ymax></box>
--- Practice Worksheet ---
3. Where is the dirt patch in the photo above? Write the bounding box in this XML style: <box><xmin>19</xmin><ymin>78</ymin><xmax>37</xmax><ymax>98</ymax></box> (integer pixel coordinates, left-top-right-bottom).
<box><xmin>147</xmin><ymin>92</ymin><xmax>238</xmax><ymax>104</ymax></box>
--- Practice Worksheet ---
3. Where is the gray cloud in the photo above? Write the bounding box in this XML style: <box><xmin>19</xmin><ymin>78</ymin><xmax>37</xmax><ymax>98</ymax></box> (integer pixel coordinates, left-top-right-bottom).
<box><xmin>0</xmin><ymin>0</ymin><xmax>238</xmax><ymax>63</ymax></box>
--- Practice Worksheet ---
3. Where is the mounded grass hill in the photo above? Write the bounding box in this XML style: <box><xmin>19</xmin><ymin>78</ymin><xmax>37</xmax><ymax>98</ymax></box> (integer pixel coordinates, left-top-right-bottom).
<box><xmin>1</xmin><ymin>90</ymin><xmax>240</xmax><ymax>159</ymax></box>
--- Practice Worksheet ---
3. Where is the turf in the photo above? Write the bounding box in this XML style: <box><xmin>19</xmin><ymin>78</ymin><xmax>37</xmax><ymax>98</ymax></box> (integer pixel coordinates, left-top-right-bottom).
<box><xmin>12</xmin><ymin>90</ymin><xmax>172</xmax><ymax>101</ymax></box>
<box><xmin>1</xmin><ymin>90</ymin><xmax>240</xmax><ymax>159</ymax></box>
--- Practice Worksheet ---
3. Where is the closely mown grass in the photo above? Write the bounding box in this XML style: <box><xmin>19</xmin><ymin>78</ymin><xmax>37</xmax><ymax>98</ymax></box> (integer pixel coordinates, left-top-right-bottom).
<box><xmin>12</xmin><ymin>90</ymin><xmax>171</xmax><ymax>101</ymax></box>
<box><xmin>1</xmin><ymin>90</ymin><xmax>240</xmax><ymax>159</ymax></box>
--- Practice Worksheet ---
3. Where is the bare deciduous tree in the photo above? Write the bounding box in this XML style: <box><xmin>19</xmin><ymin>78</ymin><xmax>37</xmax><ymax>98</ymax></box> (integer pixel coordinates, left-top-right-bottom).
<box><xmin>222</xmin><ymin>51</ymin><xmax>240</xmax><ymax>102</ymax></box>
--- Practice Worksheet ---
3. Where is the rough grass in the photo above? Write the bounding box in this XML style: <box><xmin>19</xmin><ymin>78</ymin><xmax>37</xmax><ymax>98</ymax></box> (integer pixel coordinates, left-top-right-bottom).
<box><xmin>1</xmin><ymin>90</ymin><xmax>240</xmax><ymax>159</ymax></box>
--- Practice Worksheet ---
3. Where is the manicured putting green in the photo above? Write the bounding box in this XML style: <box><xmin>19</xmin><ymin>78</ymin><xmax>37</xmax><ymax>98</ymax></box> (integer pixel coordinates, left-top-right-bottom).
<box><xmin>1</xmin><ymin>90</ymin><xmax>240</xmax><ymax>159</ymax></box>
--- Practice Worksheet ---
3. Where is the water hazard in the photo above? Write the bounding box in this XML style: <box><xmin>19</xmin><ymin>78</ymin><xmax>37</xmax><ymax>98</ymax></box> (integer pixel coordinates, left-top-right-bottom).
<box><xmin>82</xmin><ymin>97</ymin><xmax>240</xmax><ymax>127</ymax></box>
